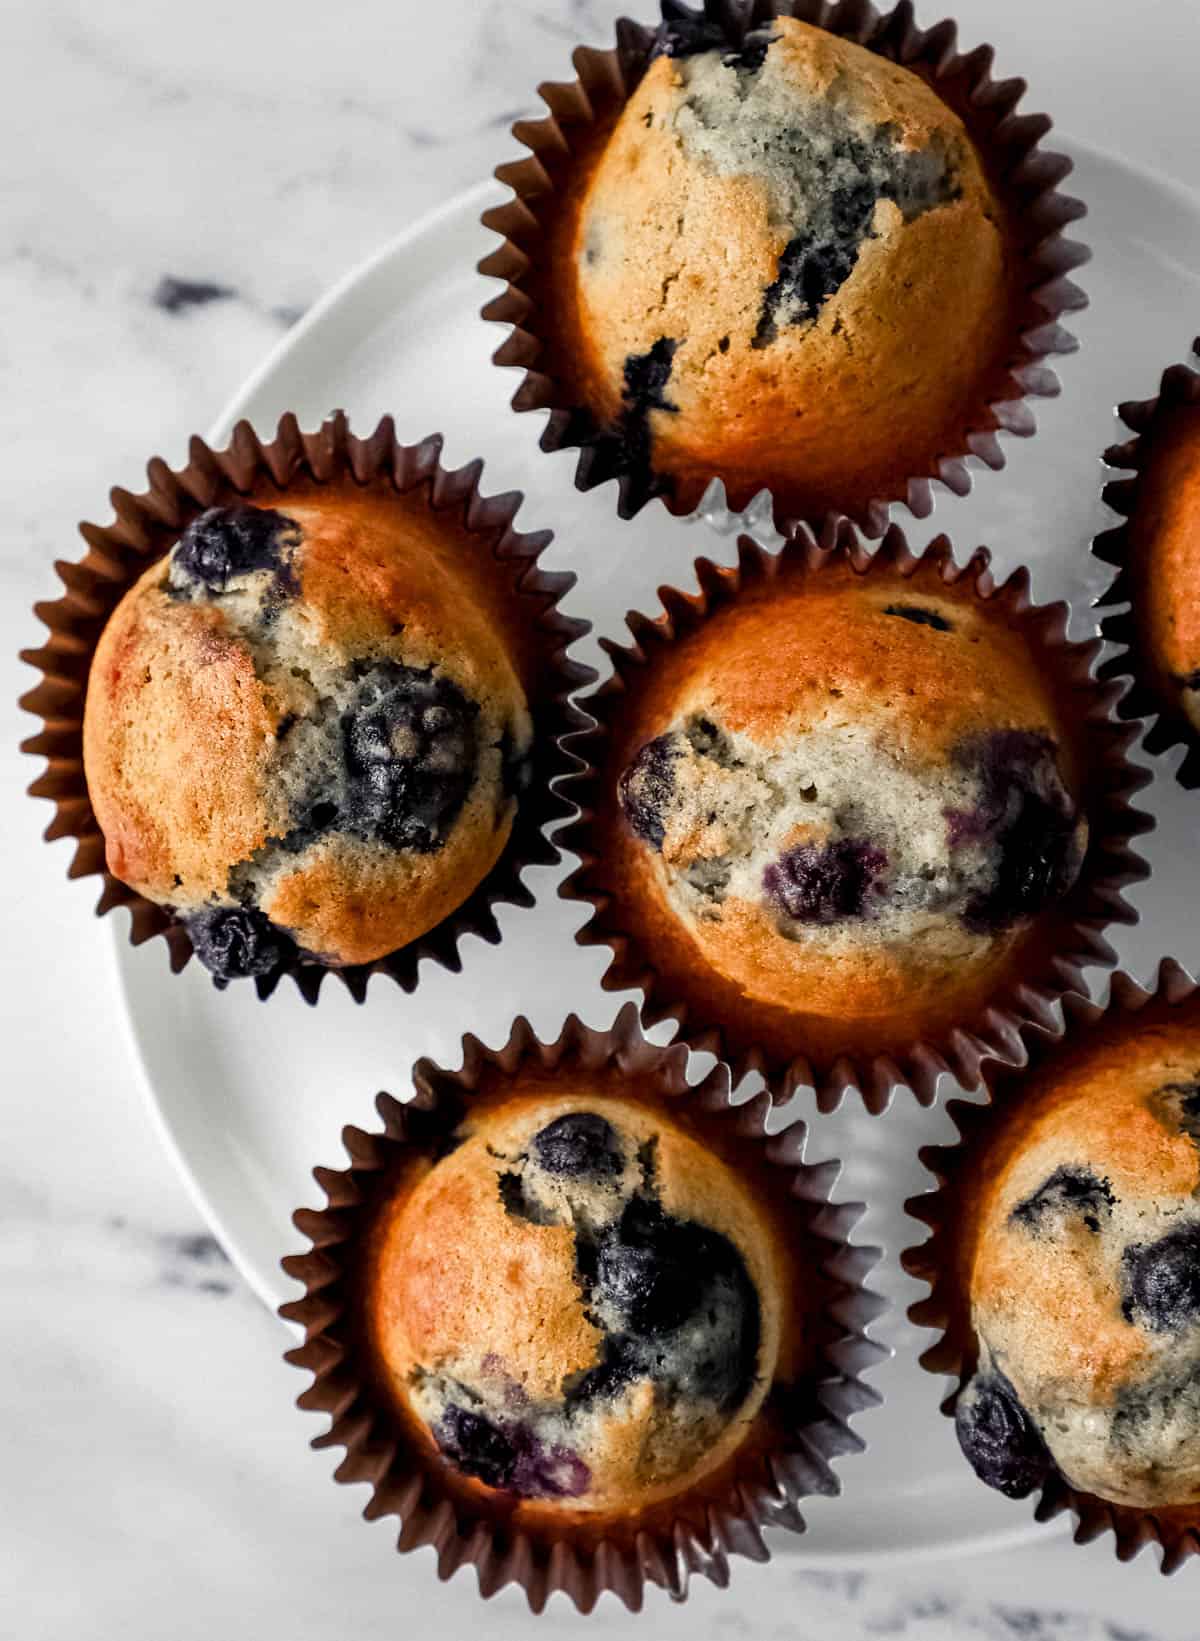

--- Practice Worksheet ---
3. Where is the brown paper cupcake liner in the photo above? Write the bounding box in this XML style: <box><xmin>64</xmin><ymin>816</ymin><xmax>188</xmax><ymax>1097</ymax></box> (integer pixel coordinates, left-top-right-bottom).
<box><xmin>478</xmin><ymin>0</ymin><xmax>1089</xmax><ymax>535</ymax></box>
<box><xmin>279</xmin><ymin>1002</ymin><xmax>886</xmax><ymax>1611</ymax></box>
<box><xmin>1094</xmin><ymin>338</ymin><xmax>1200</xmax><ymax>785</ymax></box>
<box><xmin>559</xmin><ymin>517</ymin><xmax>1152</xmax><ymax>1113</ymax></box>
<box><xmin>903</xmin><ymin>959</ymin><xmax>1200</xmax><ymax>1572</ymax></box>
<box><xmin>19</xmin><ymin>412</ymin><xmax>593</xmax><ymax>1002</ymax></box>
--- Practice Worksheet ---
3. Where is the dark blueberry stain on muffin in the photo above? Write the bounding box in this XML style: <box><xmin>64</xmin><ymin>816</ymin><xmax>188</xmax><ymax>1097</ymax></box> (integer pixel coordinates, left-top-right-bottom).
<box><xmin>563</xmin><ymin>1331</ymin><xmax>644</xmax><ymax>1406</ymax></box>
<box><xmin>434</xmin><ymin>1405</ymin><xmax>590</xmax><ymax>1499</ymax></box>
<box><xmin>224</xmin><ymin>666</ymin><xmax>484</xmax><ymax>915</ymax></box>
<box><xmin>764</xmin><ymin>838</ymin><xmax>888</xmax><ymax>925</ymax></box>
<box><xmin>883</xmin><ymin>604</ymin><xmax>954</xmax><ymax>632</ymax></box>
<box><xmin>955</xmin><ymin>1369</ymin><xmax>1054</xmax><ymax>1499</ymax></box>
<box><xmin>1111</xmin><ymin>1365</ymin><xmax>1200</xmax><ymax>1458</ymax></box>
<box><xmin>496</xmin><ymin>1170</ymin><xmax>560</xmax><ymax>1227</ymax></box>
<box><xmin>1010</xmin><ymin>1166</ymin><xmax>1116</xmax><ymax>1236</ymax></box>
<box><xmin>339</xmin><ymin>663</ymin><xmax>480</xmax><ymax>853</ymax></box>
<box><xmin>617</xmin><ymin>335</ymin><xmax>680</xmax><ymax>475</ymax></box>
<box><xmin>947</xmin><ymin>731</ymin><xmax>1080</xmax><ymax>934</ymax></box>
<box><xmin>751</xmin><ymin>140</ymin><xmax>959</xmax><ymax>348</ymax></box>
<box><xmin>618</xmin><ymin>732</ymin><xmax>682</xmax><ymax>849</ymax></box>
<box><xmin>492</xmin><ymin>1111</ymin><xmax>761</xmax><ymax>1419</ymax></box>
<box><xmin>183</xmin><ymin>904</ymin><xmax>297</xmax><ymax>984</ymax></box>
<box><xmin>1155</xmin><ymin>1080</ymin><xmax>1200</xmax><ymax>1145</ymax></box>
<box><xmin>578</xmin><ymin>1192</ymin><xmax>760</xmax><ymax>1415</ymax></box>
<box><xmin>651</xmin><ymin>13</ymin><xmax>778</xmax><ymax>72</ymax></box>
<box><xmin>1121</xmin><ymin>1224</ymin><xmax>1200</xmax><ymax>1333</ymax></box>
<box><xmin>168</xmin><ymin>505</ymin><xmax>302</xmax><ymax>599</ymax></box>
<box><xmin>532</xmin><ymin>1113</ymin><xmax>624</xmax><ymax>1180</ymax></box>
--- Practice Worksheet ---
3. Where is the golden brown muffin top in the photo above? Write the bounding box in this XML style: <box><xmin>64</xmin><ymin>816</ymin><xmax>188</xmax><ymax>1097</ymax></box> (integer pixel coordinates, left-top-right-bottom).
<box><xmin>561</xmin><ymin>17</ymin><xmax>1010</xmax><ymax>516</ymax></box>
<box><xmin>83</xmin><ymin>484</ymin><xmax>531</xmax><ymax>975</ymax></box>
<box><xmin>603</xmin><ymin>562</ymin><xmax>1087</xmax><ymax>1050</ymax></box>
<box><xmin>364</xmin><ymin>1083</ymin><xmax>786</xmax><ymax>1519</ymax></box>
<box><xmin>961</xmin><ymin>1017</ymin><xmax>1200</xmax><ymax>1506</ymax></box>
<box><xmin>1128</xmin><ymin>401</ymin><xmax>1200</xmax><ymax>730</ymax></box>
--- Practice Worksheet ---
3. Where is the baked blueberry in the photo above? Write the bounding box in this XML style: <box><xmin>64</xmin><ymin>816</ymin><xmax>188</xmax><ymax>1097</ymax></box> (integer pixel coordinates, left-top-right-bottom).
<box><xmin>436</xmin><ymin>1405</ymin><xmax>517</xmax><ymax>1490</ymax></box>
<box><xmin>1122</xmin><ymin>1225</ymin><xmax>1200</xmax><ymax>1333</ymax></box>
<box><xmin>755</xmin><ymin>172</ymin><xmax>897</xmax><ymax>345</ymax></box>
<box><xmin>763</xmin><ymin>839</ymin><xmax>888</xmax><ymax>924</ymax></box>
<box><xmin>435</xmin><ymin>1406</ymin><xmax>590</xmax><ymax>1500</ymax></box>
<box><xmin>511</xmin><ymin>1430</ymin><xmax>591</xmax><ymax>1499</ymax></box>
<box><xmin>562</xmin><ymin>1332</ymin><xmax>642</xmax><ymax>1408</ymax></box>
<box><xmin>497</xmin><ymin>1171</ymin><xmax>560</xmax><ymax>1227</ymax></box>
<box><xmin>592</xmin><ymin>1196</ymin><xmax>760</xmax><ymax>1410</ymax></box>
<box><xmin>618</xmin><ymin>733</ymin><xmax>680</xmax><ymax>849</ymax></box>
<box><xmin>1158</xmin><ymin>1080</ymin><xmax>1200</xmax><ymax>1144</ymax></box>
<box><xmin>651</xmin><ymin>11</ymin><xmax>776</xmax><ymax>69</ymax></box>
<box><xmin>532</xmin><ymin>1112</ymin><xmax>624</xmax><ymax>1179</ymax></box>
<box><xmin>614</xmin><ymin>337</ymin><xmax>679</xmax><ymax>477</ymax></box>
<box><xmin>183</xmin><ymin>905</ymin><xmax>295</xmax><ymax>983</ymax></box>
<box><xmin>954</xmin><ymin>731</ymin><xmax>1080</xmax><ymax>933</ymax></box>
<box><xmin>597</xmin><ymin>1199</ymin><xmax>707</xmax><ymax>1333</ymax></box>
<box><xmin>169</xmin><ymin>504</ymin><xmax>300</xmax><ymax>597</ymax></box>
<box><xmin>955</xmin><ymin>1371</ymin><xmax>1053</xmax><ymax>1499</ymax></box>
<box><xmin>1010</xmin><ymin>1166</ymin><xmax>1115</xmax><ymax>1235</ymax></box>
<box><xmin>341</xmin><ymin>663</ymin><xmax>479</xmax><ymax>853</ymax></box>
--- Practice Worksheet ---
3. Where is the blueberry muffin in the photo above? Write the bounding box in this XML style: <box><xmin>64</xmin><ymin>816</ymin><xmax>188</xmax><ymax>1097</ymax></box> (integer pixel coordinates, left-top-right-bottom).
<box><xmin>956</xmin><ymin>1014</ymin><xmax>1200</xmax><ymax>1509</ymax></box>
<box><xmin>556</xmin><ymin>15</ymin><xmax>1010</xmax><ymax>517</ymax></box>
<box><xmin>603</xmin><ymin>560</ymin><xmax>1087</xmax><ymax>1064</ymax></box>
<box><xmin>83</xmin><ymin>488</ymin><xmax>532</xmax><ymax>982</ymax></box>
<box><xmin>363</xmin><ymin>1087</ymin><xmax>783</xmax><ymax>1516</ymax></box>
<box><xmin>1117</xmin><ymin>392</ymin><xmax>1200</xmax><ymax>734</ymax></box>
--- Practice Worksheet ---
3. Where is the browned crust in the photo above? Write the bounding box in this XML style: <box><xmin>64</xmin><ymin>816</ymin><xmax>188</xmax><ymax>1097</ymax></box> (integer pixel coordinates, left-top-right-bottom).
<box><xmin>559</xmin><ymin>518</ymin><xmax>1151</xmax><ymax>1113</ymax></box>
<box><xmin>479</xmin><ymin>0</ymin><xmax>1088</xmax><ymax>532</ymax></box>
<box><xmin>20</xmin><ymin>412</ymin><xmax>593</xmax><ymax>1001</ymax></box>
<box><xmin>83</xmin><ymin>572</ymin><xmax>279</xmax><ymax>897</ymax></box>
<box><xmin>902</xmin><ymin>962</ymin><xmax>1200</xmax><ymax>1571</ymax></box>
<box><xmin>1095</xmin><ymin>338</ymin><xmax>1200</xmax><ymax>786</ymax></box>
<box><xmin>280</xmin><ymin>1004</ymin><xmax>886</xmax><ymax>1611</ymax></box>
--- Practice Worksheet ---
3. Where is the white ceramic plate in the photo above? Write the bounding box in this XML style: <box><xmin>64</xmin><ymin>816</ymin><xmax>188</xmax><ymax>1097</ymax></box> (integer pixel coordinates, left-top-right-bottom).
<box><xmin>115</xmin><ymin>148</ymin><xmax>1200</xmax><ymax>1562</ymax></box>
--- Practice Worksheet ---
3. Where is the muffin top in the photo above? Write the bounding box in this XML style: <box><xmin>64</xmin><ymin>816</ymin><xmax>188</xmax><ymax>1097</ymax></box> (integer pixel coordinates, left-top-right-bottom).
<box><xmin>611</xmin><ymin>564</ymin><xmax>1087</xmax><ymax>1040</ymax></box>
<box><xmin>1126</xmin><ymin>397</ymin><xmax>1200</xmax><ymax>732</ymax></box>
<box><xmin>565</xmin><ymin>17</ymin><xmax>1008</xmax><ymax>514</ymax></box>
<box><xmin>958</xmin><ymin>1016</ymin><xmax>1200</xmax><ymax>1508</ymax></box>
<box><xmin>364</xmin><ymin>1085</ymin><xmax>784</xmax><ymax>1518</ymax></box>
<box><xmin>83</xmin><ymin>488</ymin><xmax>532</xmax><ymax>978</ymax></box>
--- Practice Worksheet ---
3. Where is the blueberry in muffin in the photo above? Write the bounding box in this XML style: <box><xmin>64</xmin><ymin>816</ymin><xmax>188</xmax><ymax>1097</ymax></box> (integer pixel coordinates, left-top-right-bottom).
<box><xmin>364</xmin><ymin>1092</ymin><xmax>782</xmax><ymax>1514</ymax></box>
<box><xmin>958</xmin><ymin>1023</ymin><xmax>1200</xmax><ymax>1507</ymax></box>
<box><xmin>607</xmin><ymin>562</ymin><xmax>1087</xmax><ymax>1057</ymax></box>
<box><xmin>83</xmin><ymin>489</ymin><xmax>533</xmax><ymax>981</ymax></box>
<box><xmin>562</xmin><ymin>16</ymin><xmax>1010</xmax><ymax>517</ymax></box>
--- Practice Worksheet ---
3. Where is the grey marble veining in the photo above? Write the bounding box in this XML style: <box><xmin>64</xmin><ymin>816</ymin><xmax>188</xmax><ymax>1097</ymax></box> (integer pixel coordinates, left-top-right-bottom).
<box><xmin>4</xmin><ymin>1</ymin><xmax>1200</xmax><ymax>1636</ymax></box>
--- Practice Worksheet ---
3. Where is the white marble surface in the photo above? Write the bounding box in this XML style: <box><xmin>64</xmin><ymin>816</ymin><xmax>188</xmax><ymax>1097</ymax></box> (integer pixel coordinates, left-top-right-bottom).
<box><xmin>5</xmin><ymin>0</ymin><xmax>1200</xmax><ymax>1634</ymax></box>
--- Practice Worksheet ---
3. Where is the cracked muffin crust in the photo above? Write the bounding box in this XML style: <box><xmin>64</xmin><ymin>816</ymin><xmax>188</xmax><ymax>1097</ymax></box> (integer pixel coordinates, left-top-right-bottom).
<box><xmin>361</xmin><ymin>1079</ymin><xmax>790</xmax><ymax>1520</ymax></box>
<box><xmin>593</xmin><ymin>555</ymin><xmax>1093</xmax><ymax>1068</ymax></box>
<box><xmin>955</xmin><ymin>1012</ymin><xmax>1200</xmax><ymax>1510</ymax></box>
<box><xmin>82</xmin><ymin>485</ymin><xmax>533</xmax><ymax>981</ymax></box>
<box><xmin>559</xmin><ymin>16</ymin><xmax>1010</xmax><ymax>518</ymax></box>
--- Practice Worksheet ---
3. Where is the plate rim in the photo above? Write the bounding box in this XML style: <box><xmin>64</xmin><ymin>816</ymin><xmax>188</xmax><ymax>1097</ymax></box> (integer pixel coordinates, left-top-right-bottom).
<box><xmin>111</xmin><ymin>138</ymin><xmax>1200</xmax><ymax>1564</ymax></box>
